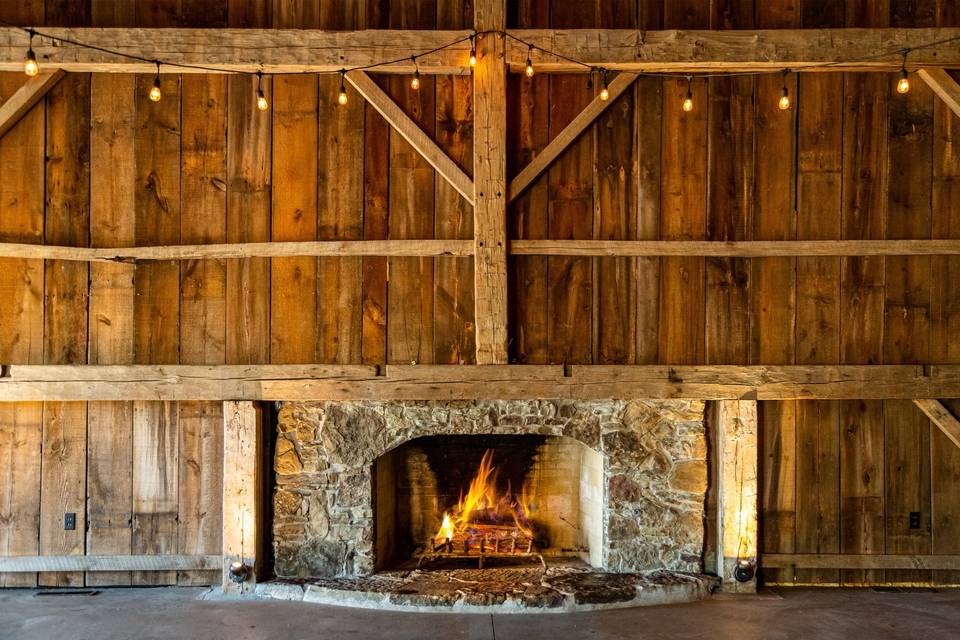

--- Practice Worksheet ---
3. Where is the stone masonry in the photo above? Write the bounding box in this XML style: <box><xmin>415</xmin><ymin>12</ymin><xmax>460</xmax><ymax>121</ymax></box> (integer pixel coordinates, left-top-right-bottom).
<box><xmin>273</xmin><ymin>400</ymin><xmax>707</xmax><ymax>578</ymax></box>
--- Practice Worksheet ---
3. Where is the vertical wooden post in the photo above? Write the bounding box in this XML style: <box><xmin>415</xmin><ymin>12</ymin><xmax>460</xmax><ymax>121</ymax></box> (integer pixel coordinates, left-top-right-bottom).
<box><xmin>473</xmin><ymin>0</ymin><xmax>509</xmax><ymax>364</ymax></box>
<box><xmin>716</xmin><ymin>399</ymin><xmax>759</xmax><ymax>592</ymax></box>
<box><xmin>222</xmin><ymin>401</ymin><xmax>260</xmax><ymax>594</ymax></box>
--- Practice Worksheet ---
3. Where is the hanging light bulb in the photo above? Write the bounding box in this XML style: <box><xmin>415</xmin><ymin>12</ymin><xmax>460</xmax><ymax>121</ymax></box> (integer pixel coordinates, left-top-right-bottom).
<box><xmin>469</xmin><ymin>35</ymin><xmax>477</xmax><ymax>68</ymax></box>
<box><xmin>255</xmin><ymin>71</ymin><xmax>269</xmax><ymax>111</ymax></box>
<box><xmin>410</xmin><ymin>57</ymin><xmax>420</xmax><ymax>90</ymax></box>
<box><xmin>149</xmin><ymin>62</ymin><xmax>162</xmax><ymax>102</ymax></box>
<box><xmin>896</xmin><ymin>50</ymin><xmax>911</xmax><ymax>94</ymax></box>
<box><xmin>338</xmin><ymin>70</ymin><xmax>348</xmax><ymax>106</ymax></box>
<box><xmin>24</xmin><ymin>30</ymin><xmax>39</xmax><ymax>77</ymax></box>
<box><xmin>599</xmin><ymin>69</ymin><xmax>610</xmax><ymax>101</ymax></box>
<box><xmin>525</xmin><ymin>45</ymin><xmax>535</xmax><ymax>78</ymax></box>
<box><xmin>778</xmin><ymin>69</ymin><xmax>791</xmax><ymax>110</ymax></box>
<box><xmin>682</xmin><ymin>76</ymin><xmax>694</xmax><ymax>112</ymax></box>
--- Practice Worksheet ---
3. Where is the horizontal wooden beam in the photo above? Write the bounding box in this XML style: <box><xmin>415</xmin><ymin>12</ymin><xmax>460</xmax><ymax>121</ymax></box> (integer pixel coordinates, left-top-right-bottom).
<box><xmin>0</xmin><ymin>70</ymin><xmax>65</xmax><ymax>139</ymax></box>
<box><xmin>0</xmin><ymin>554</ymin><xmax>221</xmax><ymax>572</ymax></box>
<box><xmin>0</xmin><ymin>28</ymin><xmax>473</xmax><ymax>74</ymax></box>
<box><xmin>510</xmin><ymin>28</ymin><xmax>960</xmax><ymax>72</ymax></box>
<box><xmin>508</xmin><ymin>72</ymin><xmax>638</xmax><ymax>202</ymax></box>
<box><xmin>763</xmin><ymin>554</ymin><xmax>960</xmax><ymax>571</ymax></box>
<box><xmin>913</xmin><ymin>399</ymin><xmax>960</xmax><ymax>449</ymax></box>
<box><xmin>346</xmin><ymin>71</ymin><xmax>474</xmax><ymax>205</ymax></box>
<box><xmin>5</xmin><ymin>239</ymin><xmax>960</xmax><ymax>262</ymax></box>
<box><xmin>0</xmin><ymin>239</ymin><xmax>473</xmax><ymax>262</ymax></box>
<box><xmin>4</xmin><ymin>28</ymin><xmax>960</xmax><ymax>74</ymax></box>
<box><xmin>510</xmin><ymin>239</ymin><xmax>960</xmax><ymax>257</ymax></box>
<box><xmin>2</xmin><ymin>364</ymin><xmax>959</xmax><ymax>401</ymax></box>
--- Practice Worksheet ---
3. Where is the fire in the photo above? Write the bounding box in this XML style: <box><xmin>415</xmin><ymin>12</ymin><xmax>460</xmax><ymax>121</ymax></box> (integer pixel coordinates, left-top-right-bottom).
<box><xmin>432</xmin><ymin>449</ymin><xmax>534</xmax><ymax>544</ymax></box>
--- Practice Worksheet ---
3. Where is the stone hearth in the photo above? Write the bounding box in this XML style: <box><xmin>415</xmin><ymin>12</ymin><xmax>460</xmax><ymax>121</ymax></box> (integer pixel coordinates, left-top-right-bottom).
<box><xmin>273</xmin><ymin>399</ymin><xmax>708</xmax><ymax>578</ymax></box>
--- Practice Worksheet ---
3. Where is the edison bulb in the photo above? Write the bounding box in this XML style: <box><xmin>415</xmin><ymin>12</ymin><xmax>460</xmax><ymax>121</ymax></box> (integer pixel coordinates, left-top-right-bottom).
<box><xmin>256</xmin><ymin>89</ymin><xmax>269</xmax><ymax>111</ymax></box>
<box><xmin>338</xmin><ymin>87</ymin><xmax>348</xmax><ymax>106</ymax></box>
<box><xmin>469</xmin><ymin>49</ymin><xmax>477</xmax><ymax>67</ymax></box>
<box><xmin>149</xmin><ymin>79</ymin><xmax>162</xmax><ymax>103</ymax></box>
<box><xmin>525</xmin><ymin>59</ymin><xmax>534</xmax><ymax>78</ymax></box>
<box><xmin>682</xmin><ymin>91</ymin><xmax>694</xmax><ymax>112</ymax></box>
<box><xmin>600</xmin><ymin>86</ymin><xmax>610</xmax><ymax>101</ymax></box>
<box><xmin>411</xmin><ymin>72</ymin><xmax>420</xmax><ymax>90</ymax></box>
<box><xmin>778</xmin><ymin>87</ymin><xmax>791</xmax><ymax>110</ymax></box>
<box><xmin>24</xmin><ymin>49</ymin><xmax>39</xmax><ymax>77</ymax></box>
<box><xmin>897</xmin><ymin>69</ymin><xmax>910</xmax><ymax>94</ymax></box>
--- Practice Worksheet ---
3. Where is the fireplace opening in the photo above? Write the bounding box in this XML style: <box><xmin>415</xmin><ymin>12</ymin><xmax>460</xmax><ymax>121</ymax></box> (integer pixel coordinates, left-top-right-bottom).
<box><xmin>373</xmin><ymin>434</ymin><xmax>604</xmax><ymax>571</ymax></box>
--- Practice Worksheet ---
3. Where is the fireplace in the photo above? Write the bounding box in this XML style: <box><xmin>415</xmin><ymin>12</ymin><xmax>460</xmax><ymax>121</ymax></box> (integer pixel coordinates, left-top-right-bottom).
<box><xmin>273</xmin><ymin>399</ymin><xmax>708</xmax><ymax>581</ymax></box>
<box><xmin>373</xmin><ymin>434</ymin><xmax>605</xmax><ymax>570</ymax></box>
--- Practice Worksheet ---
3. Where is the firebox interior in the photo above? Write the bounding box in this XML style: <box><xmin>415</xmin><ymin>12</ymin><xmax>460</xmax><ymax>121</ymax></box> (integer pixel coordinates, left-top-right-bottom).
<box><xmin>373</xmin><ymin>434</ymin><xmax>604</xmax><ymax>570</ymax></box>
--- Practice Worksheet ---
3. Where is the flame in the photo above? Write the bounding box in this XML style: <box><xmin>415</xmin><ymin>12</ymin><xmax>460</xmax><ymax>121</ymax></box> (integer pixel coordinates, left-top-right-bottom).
<box><xmin>433</xmin><ymin>449</ymin><xmax>535</xmax><ymax>543</ymax></box>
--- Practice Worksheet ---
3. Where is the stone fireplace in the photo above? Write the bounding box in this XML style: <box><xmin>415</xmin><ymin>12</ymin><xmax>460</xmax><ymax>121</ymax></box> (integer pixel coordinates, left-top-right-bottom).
<box><xmin>272</xmin><ymin>399</ymin><xmax>708</xmax><ymax>581</ymax></box>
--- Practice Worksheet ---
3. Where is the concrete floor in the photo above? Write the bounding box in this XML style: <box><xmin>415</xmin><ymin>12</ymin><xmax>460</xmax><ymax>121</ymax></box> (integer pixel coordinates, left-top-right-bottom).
<box><xmin>1</xmin><ymin>586</ymin><xmax>958</xmax><ymax>640</ymax></box>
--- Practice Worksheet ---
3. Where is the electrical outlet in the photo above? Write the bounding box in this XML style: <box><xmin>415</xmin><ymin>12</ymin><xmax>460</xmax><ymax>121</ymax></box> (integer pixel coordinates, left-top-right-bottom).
<box><xmin>64</xmin><ymin>512</ymin><xmax>76</xmax><ymax>531</ymax></box>
<box><xmin>909</xmin><ymin>511</ymin><xmax>921</xmax><ymax>529</ymax></box>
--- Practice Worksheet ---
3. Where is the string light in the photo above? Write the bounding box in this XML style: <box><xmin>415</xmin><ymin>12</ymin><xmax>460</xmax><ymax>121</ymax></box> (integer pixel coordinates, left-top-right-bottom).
<box><xmin>149</xmin><ymin>62</ymin><xmax>162</xmax><ymax>102</ymax></box>
<box><xmin>897</xmin><ymin>49</ymin><xmax>911</xmax><ymax>94</ymax></box>
<box><xmin>338</xmin><ymin>70</ymin><xmax>348</xmax><ymax>105</ymax></box>
<box><xmin>410</xmin><ymin>57</ymin><xmax>420</xmax><ymax>90</ymax></box>
<box><xmin>599</xmin><ymin>69</ymin><xmax>610</xmax><ymax>101</ymax></box>
<box><xmin>682</xmin><ymin>76</ymin><xmax>694</xmax><ymax>112</ymax></box>
<box><xmin>469</xmin><ymin>35</ymin><xmax>477</xmax><ymax>68</ymax></box>
<box><xmin>525</xmin><ymin>45</ymin><xmax>535</xmax><ymax>78</ymax></box>
<box><xmin>24</xmin><ymin>29</ymin><xmax>39</xmax><ymax>77</ymax></box>
<box><xmin>255</xmin><ymin>71</ymin><xmax>268</xmax><ymax>111</ymax></box>
<box><xmin>778</xmin><ymin>69</ymin><xmax>791</xmax><ymax>110</ymax></box>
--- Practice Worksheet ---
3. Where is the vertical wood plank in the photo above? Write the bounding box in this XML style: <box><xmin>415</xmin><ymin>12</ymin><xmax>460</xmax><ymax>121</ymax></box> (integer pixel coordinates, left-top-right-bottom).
<box><xmin>178</xmin><ymin>401</ymin><xmax>223</xmax><ymax>585</ymax></box>
<box><xmin>794</xmin><ymin>400</ymin><xmax>841</xmax><ymax>584</ymax></box>
<box><xmin>226</xmin><ymin>1</ymin><xmax>270</xmax><ymax>365</ymax></box>
<box><xmin>222</xmin><ymin>401</ymin><xmax>261</xmax><ymax>593</ymax></box>
<box><xmin>388</xmin><ymin>1</ymin><xmax>437</xmax><ymax>365</ymax></box>
<box><xmin>38</xmin><ymin>402</ymin><xmax>87</xmax><ymax>587</ymax></box>
<box><xmin>270</xmin><ymin>74</ymin><xmax>318</xmax><ymax>364</ymax></box>
<box><xmin>132</xmin><ymin>400</ymin><xmax>179</xmax><ymax>585</ymax></box>
<box><xmin>317</xmin><ymin>4</ymin><xmax>364</xmax><ymax>365</ymax></box>
<box><xmin>544</xmin><ymin>4</ymin><xmax>593</xmax><ymax>366</ymax></box>
<box><xmin>133</xmin><ymin>72</ymin><xmax>181</xmax><ymax>365</ymax></box>
<box><xmin>931</xmin><ymin>399</ymin><xmax>960</xmax><ymax>585</ymax></box>
<box><xmin>884</xmin><ymin>400</ymin><xmax>932</xmax><ymax>584</ymax></box>
<box><xmin>761</xmin><ymin>400</ymin><xmax>797</xmax><ymax>585</ymax></box>
<box><xmin>0</xmin><ymin>404</ymin><xmax>43</xmax><ymax>587</ymax></box>
<box><xmin>594</xmin><ymin>4</ymin><xmax>636</xmax><ymax>365</ymax></box>
<box><xmin>507</xmin><ymin>0</ymin><xmax>550</xmax><ymax>364</ymax></box>
<box><xmin>840</xmin><ymin>399</ymin><xmax>886</xmax><ymax>584</ymax></box>
<box><xmin>434</xmin><ymin>0</ymin><xmax>474</xmax><ymax>365</ymax></box>
<box><xmin>180</xmin><ymin>74</ymin><xmax>227</xmax><ymax>366</ymax></box>
<box><xmin>362</xmin><ymin>83</ymin><xmax>390</xmax><ymax>365</ymax></box>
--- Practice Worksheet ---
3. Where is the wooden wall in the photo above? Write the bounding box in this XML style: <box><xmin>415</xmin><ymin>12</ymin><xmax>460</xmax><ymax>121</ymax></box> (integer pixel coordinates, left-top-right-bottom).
<box><xmin>0</xmin><ymin>0</ymin><xmax>959</xmax><ymax>587</ymax></box>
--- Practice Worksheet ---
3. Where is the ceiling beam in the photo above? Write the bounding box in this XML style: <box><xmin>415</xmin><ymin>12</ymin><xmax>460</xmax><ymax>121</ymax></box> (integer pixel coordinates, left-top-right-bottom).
<box><xmin>913</xmin><ymin>398</ymin><xmax>960</xmax><ymax>449</ymax></box>
<box><xmin>918</xmin><ymin>68</ymin><xmax>960</xmax><ymax>118</ymax></box>
<box><xmin>0</xmin><ymin>70</ymin><xmax>65</xmax><ymax>139</ymax></box>
<box><xmin>346</xmin><ymin>70</ymin><xmax>474</xmax><ymax>205</ymax></box>
<box><xmin>4</xmin><ymin>28</ymin><xmax>960</xmax><ymax>74</ymax></box>
<box><xmin>2</xmin><ymin>364</ymin><xmax>960</xmax><ymax>401</ymax></box>
<box><xmin>508</xmin><ymin>72</ymin><xmax>638</xmax><ymax>202</ymax></box>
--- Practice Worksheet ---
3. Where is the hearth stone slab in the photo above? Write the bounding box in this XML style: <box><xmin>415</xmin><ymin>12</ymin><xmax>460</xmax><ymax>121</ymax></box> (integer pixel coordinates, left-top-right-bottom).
<box><xmin>255</xmin><ymin>567</ymin><xmax>718</xmax><ymax>613</ymax></box>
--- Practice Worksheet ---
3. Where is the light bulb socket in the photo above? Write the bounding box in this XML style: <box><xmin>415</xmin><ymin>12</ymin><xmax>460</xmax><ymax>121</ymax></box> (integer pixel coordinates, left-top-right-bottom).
<box><xmin>899</xmin><ymin>67</ymin><xmax>909</xmax><ymax>81</ymax></box>
<box><xmin>228</xmin><ymin>561</ymin><xmax>249</xmax><ymax>584</ymax></box>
